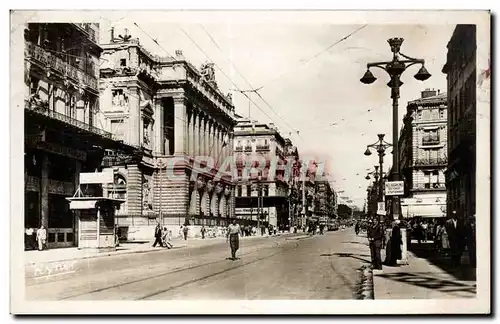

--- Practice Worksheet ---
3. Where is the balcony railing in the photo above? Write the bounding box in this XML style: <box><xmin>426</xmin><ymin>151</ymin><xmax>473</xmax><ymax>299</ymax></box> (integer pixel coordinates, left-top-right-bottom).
<box><xmin>422</xmin><ymin>137</ymin><xmax>440</xmax><ymax>145</ymax></box>
<box><xmin>234</xmin><ymin>146</ymin><xmax>243</xmax><ymax>152</ymax></box>
<box><xmin>414</xmin><ymin>157</ymin><xmax>447</xmax><ymax>167</ymax></box>
<box><xmin>25</xmin><ymin>41</ymin><xmax>98</xmax><ymax>91</ymax></box>
<box><xmin>244</xmin><ymin>146</ymin><xmax>253</xmax><ymax>152</ymax></box>
<box><xmin>256</xmin><ymin>144</ymin><xmax>270</xmax><ymax>152</ymax></box>
<box><xmin>25</xmin><ymin>100</ymin><xmax>112</xmax><ymax>139</ymax></box>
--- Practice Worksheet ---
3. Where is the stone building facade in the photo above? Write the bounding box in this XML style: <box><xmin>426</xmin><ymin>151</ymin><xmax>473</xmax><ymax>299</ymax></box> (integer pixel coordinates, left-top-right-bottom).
<box><xmin>232</xmin><ymin>119</ymin><xmax>290</xmax><ymax>229</ymax></box>
<box><xmin>24</xmin><ymin>23</ymin><xmax>136</xmax><ymax>248</ymax></box>
<box><xmin>442</xmin><ymin>25</ymin><xmax>477</xmax><ymax>222</ymax></box>
<box><xmin>399</xmin><ymin>89</ymin><xmax>448</xmax><ymax>219</ymax></box>
<box><xmin>98</xmin><ymin>29</ymin><xmax>237</xmax><ymax>233</ymax></box>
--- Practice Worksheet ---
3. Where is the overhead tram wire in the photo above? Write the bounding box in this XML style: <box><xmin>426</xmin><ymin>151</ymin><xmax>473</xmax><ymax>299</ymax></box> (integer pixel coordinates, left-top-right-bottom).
<box><xmin>177</xmin><ymin>26</ymin><xmax>291</xmax><ymax>136</ymax></box>
<box><xmin>257</xmin><ymin>24</ymin><xmax>368</xmax><ymax>91</ymax></box>
<box><xmin>198</xmin><ymin>24</ymin><xmax>302</xmax><ymax>141</ymax></box>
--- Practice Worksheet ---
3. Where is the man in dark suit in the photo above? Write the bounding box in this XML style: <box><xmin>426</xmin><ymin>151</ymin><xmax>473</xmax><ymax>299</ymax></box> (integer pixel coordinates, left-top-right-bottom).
<box><xmin>445</xmin><ymin>211</ymin><xmax>464</xmax><ymax>266</ymax></box>
<box><xmin>368</xmin><ymin>217</ymin><xmax>384</xmax><ymax>270</ymax></box>
<box><xmin>152</xmin><ymin>223</ymin><xmax>163</xmax><ymax>247</ymax></box>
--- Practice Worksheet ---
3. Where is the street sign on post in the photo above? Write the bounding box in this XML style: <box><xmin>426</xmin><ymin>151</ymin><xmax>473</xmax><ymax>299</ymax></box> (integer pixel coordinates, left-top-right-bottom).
<box><xmin>385</xmin><ymin>181</ymin><xmax>404</xmax><ymax>196</ymax></box>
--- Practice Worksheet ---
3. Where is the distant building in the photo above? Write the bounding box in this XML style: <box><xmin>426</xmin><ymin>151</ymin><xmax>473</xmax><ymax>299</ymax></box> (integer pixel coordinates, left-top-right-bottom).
<box><xmin>399</xmin><ymin>89</ymin><xmax>448</xmax><ymax>219</ymax></box>
<box><xmin>24</xmin><ymin>23</ymin><xmax>136</xmax><ymax>248</ymax></box>
<box><xmin>232</xmin><ymin>119</ymin><xmax>290</xmax><ymax>229</ymax></box>
<box><xmin>98</xmin><ymin>28</ymin><xmax>237</xmax><ymax>230</ymax></box>
<box><xmin>442</xmin><ymin>25</ymin><xmax>477</xmax><ymax>221</ymax></box>
<box><xmin>313</xmin><ymin>179</ymin><xmax>337</xmax><ymax>222</ymax></box>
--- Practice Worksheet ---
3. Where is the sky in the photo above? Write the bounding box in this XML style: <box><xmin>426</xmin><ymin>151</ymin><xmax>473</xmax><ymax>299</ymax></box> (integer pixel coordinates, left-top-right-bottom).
<box><xmin>99</xmin><ymin>16</ymin><xmax>456</xmax><ymax>209</ymax></box>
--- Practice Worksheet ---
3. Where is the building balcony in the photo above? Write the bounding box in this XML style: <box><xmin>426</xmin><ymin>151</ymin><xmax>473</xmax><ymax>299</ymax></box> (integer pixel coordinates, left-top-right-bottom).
<box><xmin>25</xmin><ymin>41</ymin><xmax>98</xmax><ymax>92</ymax></box>
<box><xmin>414</xmin><ymin>157</ymin><xmax>447</xmax><ymax>167</ymax></box>
<box><xmin>256</xmin><ymin>144</ymin><xmax>270</xmax><ymax>152</ymax></box>
<box><xmin>25</xmin><ymin>99</ymin><xmax>113</xmax><ymax>140</ymax></box>
<box><xmin>234</xmin><ymin>146</ymin><xmax>244</xmax><ymax>152</ymax></box>
<box><xmin>244</xmin><ymin>146</ymin><xmax>253</xmax><ymax>152</ymax></box>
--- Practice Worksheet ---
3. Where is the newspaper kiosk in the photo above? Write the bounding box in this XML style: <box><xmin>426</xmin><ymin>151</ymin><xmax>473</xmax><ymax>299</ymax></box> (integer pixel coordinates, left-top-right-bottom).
<box><xmin>66</xmin><ymin>170</ymin><xmax>124</xmax><ymax>252</ymax></box>
<box><xmin>66</xmin><ymin>197</ymin><xmax>124</xmax><ymax>252</ymax></box>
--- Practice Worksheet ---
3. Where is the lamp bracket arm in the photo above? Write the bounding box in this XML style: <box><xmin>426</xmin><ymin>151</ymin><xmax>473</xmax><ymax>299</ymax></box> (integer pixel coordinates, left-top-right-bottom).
<box><xmin>382</xmin><ymin>141</ymin><xmax>393</xmax><ymax>147</ymax></box>
<box><xmin>366</xmin><ymin>62</ymin><xmax>390</xmax><ymax>72</ymax></box>
<box><xmin>398</xmin><ymin>52</ymin><xmax>424</xmax><ymax>62</ymax></box>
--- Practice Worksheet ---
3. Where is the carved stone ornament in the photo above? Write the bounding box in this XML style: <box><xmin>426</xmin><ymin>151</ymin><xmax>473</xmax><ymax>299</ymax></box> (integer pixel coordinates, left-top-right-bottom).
<box><xmin>224</xmin><ymin>186</ymin><xmax>231</xmax><ymax>197</ymax></box>
<box><xmin>206</xmin><ymin>180</ymin><xmax>214</xmax><ymax>193</ymax></box>
<box><xmin>215</xmin><ymin>183</ymin><xmax>224</xmax><ymax>195</ymax></box>
<box><xmin>196</xmin><ymin>177</ymin><xmax>206</xmax><ymax>190</ymax></box>
<box><xmin>200</xmin><ymin>61</ymin><xmax>216</xmax><ymax>82</ymax></box>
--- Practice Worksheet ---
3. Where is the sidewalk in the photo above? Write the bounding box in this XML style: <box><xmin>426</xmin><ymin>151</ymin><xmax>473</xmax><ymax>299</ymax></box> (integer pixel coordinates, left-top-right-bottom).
<box><xmin>24</xmin><ymin>232</ymin><xmax>294</xmax><ymax>265</ymax></box>
<box><xmin>373</xmin><ymin>240</ymin><xmax>476</xmax><ymax>299</ymax></box>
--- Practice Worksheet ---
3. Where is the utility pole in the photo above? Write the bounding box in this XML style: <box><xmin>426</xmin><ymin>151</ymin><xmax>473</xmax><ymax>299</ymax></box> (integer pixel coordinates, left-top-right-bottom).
<box><xmin>233</xmin><ymin>88</ymin><xmax>262</xmax><ymax>120</ymax></box>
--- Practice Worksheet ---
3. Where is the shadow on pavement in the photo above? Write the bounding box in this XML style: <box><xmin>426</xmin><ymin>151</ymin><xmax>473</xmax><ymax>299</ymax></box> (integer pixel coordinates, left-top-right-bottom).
<box><xmin>342</xmin><ymin>241</ymin><xmax>369</xmax><ymax>246</ymax></box>
<box><xmin>376</xmin><ymin>271</ymin><xmax>476</xmax><ymax>297</ymax></box>
<box><xmin>320</xmin><ymin>252</ymin><xmax>371</xmax><ymax>263</ymax></box>
<box><xmin>409</xmin><ymin>242</ymin><xmax>476</xmax><ymax>281</ymax></box>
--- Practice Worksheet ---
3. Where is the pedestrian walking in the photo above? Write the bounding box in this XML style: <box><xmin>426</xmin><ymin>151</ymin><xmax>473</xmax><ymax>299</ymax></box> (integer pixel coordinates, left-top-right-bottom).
<box><xmin>368</xmin><ymin>218</ymin><xmax>383</xmax><ymax>270</ymax></box>
<box><xmin>115</xmin><ymin>225</ymin><xmax>120</xmax><ymax>247</ymax></box>
<box><xmin>355</xmin><ymin>221</ymin><xmax>360</xmax><ymax>235</ymax></box>
<box><xmin>201</xmin><ymin>226</ymin><xmax>206</xmax><ymax>239</ymax></box>
<box><xmin>161</xmin><ymin>226</ymin><xmax>172</xmax><ymax>249</ymax></box>
<box><xmin>36</xmin><ymin>225</ymin><xmax>47</xmax><ymax>251</ymax></box>
<box><xmin>183</xmin><ymin>225</ymin><xmax>189</xmax><ymax>240</ymax></box>
<box><xmin>152</xmin><ymin>223</ymin><xmax>162</xmax><ymax>247</ymax></box>
<box><xmin>226</xmin><ymin>220</ymin><xmax>241</xmax><ymax>260</ymax></box>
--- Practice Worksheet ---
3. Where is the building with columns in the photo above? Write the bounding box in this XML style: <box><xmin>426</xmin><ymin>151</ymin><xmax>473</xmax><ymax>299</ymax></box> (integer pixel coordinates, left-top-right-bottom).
<box><xmin>24</xmin><ymin>23</ymin><xmax>137</xmax><ymax>248</ymax></box>
<box><xmin>232</xmin><ymin>119</ymin><xmax>290</xmax><ymax>230</ymax></box>
<box><xmin>98</xmin><ymin>29</ymin><xmax>237</xmax><ymax>234</ymax></box>
<box><xmin>399</xmin><ymin>89</ymin><xmax>448</xmax><ymax>219</ymax></box>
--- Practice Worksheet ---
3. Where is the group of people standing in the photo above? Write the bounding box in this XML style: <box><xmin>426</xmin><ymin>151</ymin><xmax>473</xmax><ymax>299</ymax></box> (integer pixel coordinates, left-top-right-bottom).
<box><xmin>409</xmin><ymin>212</ymin><xmax>476</xmax><ymax>267</ymax></box>
<box><xmin>24</xmin><ymin>225</ymin><xmax>48</xmax><ymax>251</ymax></box>
<box><xmin>366</xmin><ymin>218</ymin><xmax>403</xmax><ymax>270</ymax></box>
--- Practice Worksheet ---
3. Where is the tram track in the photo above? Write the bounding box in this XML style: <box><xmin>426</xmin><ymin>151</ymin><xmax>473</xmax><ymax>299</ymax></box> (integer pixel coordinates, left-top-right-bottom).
<box><xmin>59</xmin><ymin>239</ymin><xmax>300</xmax><ymax>300</ymax></box>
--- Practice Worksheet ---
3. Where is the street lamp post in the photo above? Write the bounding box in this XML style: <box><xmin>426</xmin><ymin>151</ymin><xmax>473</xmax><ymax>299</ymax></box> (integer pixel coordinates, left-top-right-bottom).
<box><xmin>364</xmin><ymin>134</ymin><xmax>392</xmax><ymax>202</ymax></box>
<box><xmin>360</xmin><ymin>37</ymin><xmax>431</xmax><ymax>221</ymax></box>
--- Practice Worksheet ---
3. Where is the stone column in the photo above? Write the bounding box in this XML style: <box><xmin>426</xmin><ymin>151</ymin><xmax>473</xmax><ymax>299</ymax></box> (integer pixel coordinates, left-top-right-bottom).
<box><xmin>198</xmin><ymin>112</ymin><xmax>205</xmax><ymax>156</ymax></box>
<box><xmin>128</xmin><ymin>86</ymin><xmax>141</xmax><ymax>147</ymax></box>
<box><xmin>189</xmin><ymin>110</ymin><xmax>196</xmax><ymax>157</ymax></box>
<box><xmin>186</xmin><ymin>109</ymin><xmax>192</xmax><ymax>158</ymax></box>
<box><xmin>215</xmin><ymin>126</ymin><xmax>221</xmax><ymax>167</ymax></box>
<box><xmin>204</xmin><ymin>118</ymin><xmax>210</xmax><ymax>158</ymax></box>
<box><xmin>212</xmin><ymin>123</ymin><xmax>217</xmax><ymax>161</ymax></box>
<box><xmin>173</xmin><ymin>96</ymin><xmax>187</xmax><ymax>156</ymax></box>
<box><xmin>40</xmin><ymin>154</ymin><xmax>49</xmax><ymax>228</ymax></box>
<box><xmin>154</xmin><ymin>99</ymin><xmax>164</xmax><ymax>154</ymax></box>
<box><xmin>193</xmin><ymin>110</ymin><xmax>200</xmax><ymax>157</ymax></box>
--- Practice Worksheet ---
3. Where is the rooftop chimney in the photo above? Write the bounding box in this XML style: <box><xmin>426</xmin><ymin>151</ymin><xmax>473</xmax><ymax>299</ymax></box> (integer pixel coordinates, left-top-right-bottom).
<box><xmin>421</xmin><ymin>88</ymin><xmax>437</xmax><ymax>98</ymax></box>
<box><xmin>110</xmin><ymin>27</ymin><xmax>115</xmax><ymax>43</ymax></box>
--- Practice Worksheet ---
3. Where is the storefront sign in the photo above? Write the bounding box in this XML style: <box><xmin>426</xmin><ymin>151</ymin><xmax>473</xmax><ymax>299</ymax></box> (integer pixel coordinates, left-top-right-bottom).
<box><xmin>385</xmin><ymin>181</ymin><xmax>404</xmax><ymax>196</ymax></box>
<box><xmin>80</xmin><ymin>170</ymin><xmax>114</xmax><ymax>184</ymax></box>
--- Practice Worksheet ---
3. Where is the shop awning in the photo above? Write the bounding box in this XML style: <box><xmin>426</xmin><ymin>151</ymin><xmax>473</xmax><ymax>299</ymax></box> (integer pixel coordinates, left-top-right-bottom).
<box><xmin>401</xmin><ymin>203</ymin><xmax>446</xmax><ymax>218</ymax></box>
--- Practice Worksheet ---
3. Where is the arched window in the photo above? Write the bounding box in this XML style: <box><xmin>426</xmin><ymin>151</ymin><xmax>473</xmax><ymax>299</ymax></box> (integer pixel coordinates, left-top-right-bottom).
<box><xmin>109</xmin><ymin>174</ymin><xmax>127</xmax><ymax>201</ymax></box>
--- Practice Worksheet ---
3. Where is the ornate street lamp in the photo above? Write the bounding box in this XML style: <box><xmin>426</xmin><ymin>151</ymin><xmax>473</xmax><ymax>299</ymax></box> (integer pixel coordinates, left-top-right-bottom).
<box><xmin>364</xmin><ymin>133</ymin><xmax>392</xmax><ymax>202</ymax></box>
<box><xmin>360</xmin><ymin>38</ymin><xmax>430</xmax><ymax>221</ymax></box>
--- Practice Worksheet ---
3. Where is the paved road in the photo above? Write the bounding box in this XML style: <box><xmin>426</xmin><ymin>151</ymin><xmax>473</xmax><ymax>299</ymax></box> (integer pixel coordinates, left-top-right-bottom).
<box><xmin>26</xmin><ymin>229</ymin><xmax>372</xmax><ymax>300</ymax></box>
